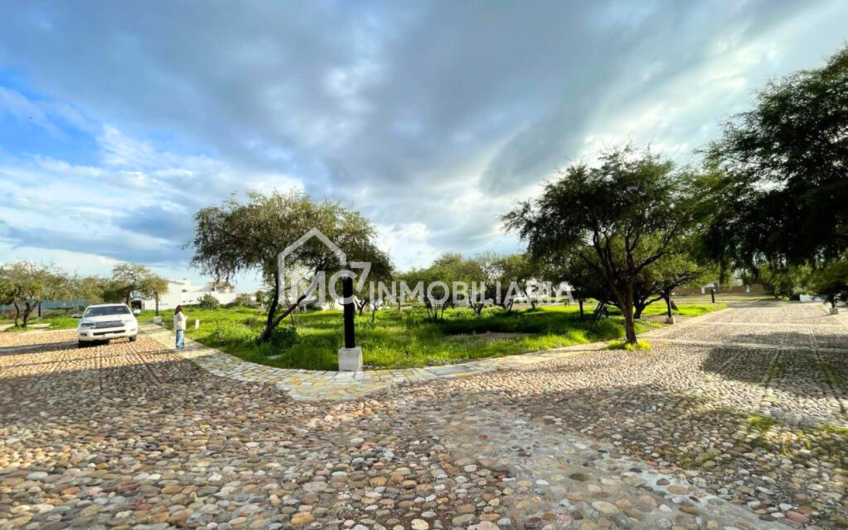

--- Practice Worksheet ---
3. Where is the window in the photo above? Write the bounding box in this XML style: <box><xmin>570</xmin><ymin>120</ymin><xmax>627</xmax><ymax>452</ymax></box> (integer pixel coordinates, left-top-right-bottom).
<box><xmin>84</xmin><ymin>305</ymin><xmax>131</xmax><ymax>317</ymax></box>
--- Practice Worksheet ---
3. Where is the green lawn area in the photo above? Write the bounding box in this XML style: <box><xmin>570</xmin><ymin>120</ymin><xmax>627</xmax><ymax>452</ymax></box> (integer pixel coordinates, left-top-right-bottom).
<box><xmin>140</xmin><ymin>300</ymin><xmax>725</xmax><ymax>371</ymax></box>
<box><xmin>0</xmin><ymin>313</ymin><xmax>79</xmax><ymax>332</ymax></box>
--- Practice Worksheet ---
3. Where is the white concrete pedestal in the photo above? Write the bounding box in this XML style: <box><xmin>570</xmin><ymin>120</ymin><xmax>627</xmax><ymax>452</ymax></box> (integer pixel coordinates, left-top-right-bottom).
<box><xmin>153</xmin><ymin>316</ymin><xmax>163</xmax><ymax>325</ymax></box>
<box><xmin>665</xmin><ymin>316</ymin><xmax>676</xmax><ymax>325</ymax></box>
<box><xmin>338</xmin><ymin>347</ymin><xmax>363</xmax><ymax>372</ymax></box>
<box><xmin>831</xmin><ymin>307</ymin><xmax>840</xmax><ymax>315</ymax></box>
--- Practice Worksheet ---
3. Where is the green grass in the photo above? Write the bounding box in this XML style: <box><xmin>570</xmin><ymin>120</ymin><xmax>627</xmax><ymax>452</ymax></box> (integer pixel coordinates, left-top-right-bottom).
<box><xmin>140</xmin><ymin>301</ymin><xmax>719</xmax><ymax>371</ymax></box>
<box><xmin>607</xmin><ymin>339</ymin><xmax>653</xmax><ymax>351</ymax></box>
<box><xmin>0</xmin><ymin>314</ymin><xmax>79</xmax><ymax>332</ymax></box>
<box><xmin>645</xmin><ymin>302</ymin><xmax>726</xmax><ymax>317</ymax></box>
<box><xmin>748</xmin><ymin>414</ymin><xmax>778</xmax><ymax>433</ymax></box>
<box><xmin>817</xmin><ymin>424</ymin><xmax>848</xmax><ymax>437</ymax></box>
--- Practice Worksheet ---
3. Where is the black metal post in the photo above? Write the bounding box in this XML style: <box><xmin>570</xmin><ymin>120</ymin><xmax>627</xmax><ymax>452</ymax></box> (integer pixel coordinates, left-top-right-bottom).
<box><xmin>710</xmin><ymin>287</ymin><xmax>716</xmax><ymax>304</ymax></box>
<box><xmin>342</xmin><ymin>275</ymin><xmax>356</xmax><ymax>348</ymax></box>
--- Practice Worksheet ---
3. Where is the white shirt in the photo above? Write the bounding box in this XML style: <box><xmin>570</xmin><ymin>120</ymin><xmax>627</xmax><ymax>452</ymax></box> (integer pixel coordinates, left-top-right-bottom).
<box><xmin>174</xmin><ymin>312</ymin><xmax>187</xmax><ymax>331</ymax></box>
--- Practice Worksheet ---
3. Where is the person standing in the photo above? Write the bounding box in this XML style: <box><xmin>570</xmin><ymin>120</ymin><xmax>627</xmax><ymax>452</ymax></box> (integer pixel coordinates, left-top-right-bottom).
<box><xmin>173</xmin><ymin>305</ymin><xmax>187</xmax><ymax>349</ymax></box>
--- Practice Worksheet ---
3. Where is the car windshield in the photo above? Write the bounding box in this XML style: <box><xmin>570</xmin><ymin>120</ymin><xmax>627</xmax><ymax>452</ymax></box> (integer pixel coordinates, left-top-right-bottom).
<box><xmin>85</xmin><ymin>306</ymin><xmax>131</xmax><ymax>317</ymax></box>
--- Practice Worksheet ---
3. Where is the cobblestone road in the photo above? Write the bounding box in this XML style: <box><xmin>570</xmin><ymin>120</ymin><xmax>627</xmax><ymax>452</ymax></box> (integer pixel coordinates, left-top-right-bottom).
<box><xmin>0</xmin><ymin>302</ymin><xmax>845</xmax><ymax>530</ymax></box>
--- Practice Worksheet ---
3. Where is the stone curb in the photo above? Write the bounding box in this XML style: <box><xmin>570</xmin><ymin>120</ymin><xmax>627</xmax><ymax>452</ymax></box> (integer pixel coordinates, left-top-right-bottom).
<box><xmin>139</xmin><ymin>322</ymin><xmax>607</xmax><ymax>401</ymax></box>
<box><xmin>139</xmin><ymin>307</ymin><xmax>735</xmax><ymax>401</ymax></box>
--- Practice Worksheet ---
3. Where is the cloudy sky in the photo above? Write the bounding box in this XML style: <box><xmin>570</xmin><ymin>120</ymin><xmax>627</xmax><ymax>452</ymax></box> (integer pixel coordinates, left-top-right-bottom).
<box><xmin>1</xmin><ymin>0</ymin><xmax>846</xmax><ymax>289</ymax></box>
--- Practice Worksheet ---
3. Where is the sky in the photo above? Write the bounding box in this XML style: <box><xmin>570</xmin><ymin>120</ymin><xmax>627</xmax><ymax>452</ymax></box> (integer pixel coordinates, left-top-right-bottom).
<box><xmin>0</xmin><ymin>0</ymin><xmax>846</xmax><ymax>291</ymax></box>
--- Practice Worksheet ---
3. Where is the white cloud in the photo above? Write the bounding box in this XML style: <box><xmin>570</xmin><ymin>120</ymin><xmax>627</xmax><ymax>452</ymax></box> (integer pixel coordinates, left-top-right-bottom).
<box><xmin>0</xmin><ymin>0</ymin><xmax>846</xmax><ymax>280</ymax></box>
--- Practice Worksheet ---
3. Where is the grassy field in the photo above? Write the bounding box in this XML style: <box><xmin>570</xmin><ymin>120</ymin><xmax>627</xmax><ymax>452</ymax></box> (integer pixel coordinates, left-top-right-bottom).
<box><xmin>0</xmin><ymin>313</ymin><xmax>79</xmax><ymax>332</ymax></box>
<box><xmin>140</xmin><ymin>300</ymin><xmax>725</xmax><ymax>370</ymax></box>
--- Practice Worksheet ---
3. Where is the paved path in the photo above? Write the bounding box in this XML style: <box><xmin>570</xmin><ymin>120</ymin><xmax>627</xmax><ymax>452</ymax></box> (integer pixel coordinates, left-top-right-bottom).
<box><xmin>140</xmin><ymin>323</ymin><xmax>607</xmax><ymax>401</ymax></box>
<box><xmin>0</xmin><ymin>302</ymin><xmax>846</xmax><ymax>529</ymax></box>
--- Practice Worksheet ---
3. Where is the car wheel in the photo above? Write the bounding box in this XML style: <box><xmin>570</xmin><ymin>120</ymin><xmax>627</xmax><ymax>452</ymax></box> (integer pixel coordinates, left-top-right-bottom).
<box><xmin>78</xmin><ymin>340</ymin><xmax>87</xmax><ymax>348</ymax></box>
<box><xmin>129</xmin><ymin>335</ymin><xmax>138</xmax><ymax>342</ymax></box>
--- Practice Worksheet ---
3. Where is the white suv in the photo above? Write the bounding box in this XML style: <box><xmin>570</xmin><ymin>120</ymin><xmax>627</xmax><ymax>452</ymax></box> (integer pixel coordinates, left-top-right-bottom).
<box><xmin>77</xmin><ymin>303</ymin><xmax>138</xmax><ymax>347</ymax></box>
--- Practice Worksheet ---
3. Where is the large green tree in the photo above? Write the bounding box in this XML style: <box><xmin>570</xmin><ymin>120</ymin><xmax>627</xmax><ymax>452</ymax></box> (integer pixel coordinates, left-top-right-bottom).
<box><xmin>504</xmin><ymin>146</ymin><xmax>694</xmax><ymax>344</ymax></box>
<box><xmin>0</xmin><ymin>261</ymin><xmax>68</xmax><ymax>327</ymax></box>
<box><xmin>188</xmin><ymin>190</ymin><xmax>382</xmax><ymax>342</ymax></box>
<box><xmin>701</xmin><ymin>46</ymin><xmax>848</xmax><ymax>269</ymax></box>
<box><xmin>110</xmin><ymin>263</ymin><xmax>169</xmax><ymax>306</ymax></box>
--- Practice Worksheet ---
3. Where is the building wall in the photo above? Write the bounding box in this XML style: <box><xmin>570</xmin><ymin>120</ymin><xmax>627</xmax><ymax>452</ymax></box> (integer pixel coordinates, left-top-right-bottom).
<box><xmin>134</xmin><ymin>279</ymin><xmax>246</xmax><ymax>310</ymax></box>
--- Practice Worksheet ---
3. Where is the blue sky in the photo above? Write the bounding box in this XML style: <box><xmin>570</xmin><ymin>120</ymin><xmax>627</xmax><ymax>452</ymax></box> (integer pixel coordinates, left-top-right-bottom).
<box><xmin>1</xmin><ymin>0</ymin><xmax>847</xmax><ymax>291</ymax></box>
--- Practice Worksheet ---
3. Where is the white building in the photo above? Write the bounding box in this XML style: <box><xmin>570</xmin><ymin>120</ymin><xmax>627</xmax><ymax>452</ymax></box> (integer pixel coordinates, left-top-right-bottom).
<box><xmin>131</xmin><ymin>279</ymin><xmax>247</xmax><ymax>311</ymax></box>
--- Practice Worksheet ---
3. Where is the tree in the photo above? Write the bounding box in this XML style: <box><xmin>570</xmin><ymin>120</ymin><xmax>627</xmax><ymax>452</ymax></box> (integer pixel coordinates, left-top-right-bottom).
<box><xmin>111</xmin><ymin>263</ymin><xmax>169</xmax><ymax>306</ymax></box>
<box><xmin>504</xmin><ymin>146</ymin><xmax>693</xmax><ymax>344</ymax></box>
<box><xmin>198</xmin><ymin>293</ymin><xmax>220</xmax><ymax>309</ymax></box>
<box><xmin>701</xmin><ymin>46</ymin><xmax>848</xmax><ymax>269</ymax></box>
<box><xmin>400</xmin><ymin>254</ymin><xmax>485</xmax><ymax>320</ymax></box>
<box><xmin>631</xmin><ymin>246</ymin><xmax>714</xmax><ymax>319</ymax></box>
<box><xmin>539</xmin><ymin>249</ymin><xmax>608</xmax><ymax>320</ymax></box>
<box><xmin>742</xmin><ymin>263</ymin><xmax>806</xmax><ymax>299</ymax></box>
<box><xmin>70</xmin><ymin>275</ymin><xmax>106</xmax><ymax>308</ymax></box>
<box><xmin>804</xmin><ymin>258</ymin><xmax>848</xmax><ymax>309</ymax></box>
<box><xmin>351</xmin><ymin>247</ymin><xmax>394</xmax><ymax>321</ymax></box>
<box><xmin>0</xmin><ymin>261</ymin><xmax>67</xmax><ymax>327</ymax></box>
<box><xmin>188</xmin><ymin>190</ymin><xmax>382</xmax><ymax>343</ymax></box>
<box><xmin>233</xmin><ymin>293</ymin><xmax>256</xmax><ymax>307</ymax></box>
<box><xmin>498</xmin><ymin>253</ymin><xmax>539</xmax><ymax>310</ymax></box>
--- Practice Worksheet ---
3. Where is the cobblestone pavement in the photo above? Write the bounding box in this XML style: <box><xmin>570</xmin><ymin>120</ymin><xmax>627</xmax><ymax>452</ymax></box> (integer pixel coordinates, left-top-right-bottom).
<box><xmin>138</xmin><ymin>324</ymin><xmax>606</xmax><ymax>401</ymax></box>
<box><xmin>0</xmin><ymin>302</ymin><xmax>846</xmax><ymax>530</ymax></box>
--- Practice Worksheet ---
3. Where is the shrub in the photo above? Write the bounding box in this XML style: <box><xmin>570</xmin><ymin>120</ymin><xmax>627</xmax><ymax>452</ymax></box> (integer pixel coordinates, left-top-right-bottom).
<box><xmin>208</xmin><ymin>320</ymin><xmax>258</xmax><ymax>345</ymax></box>
<box><xmin>234</xmin><ymin>293</ymin><xmax>256</xmax><ymax>307</ymax></box>
<box><xmin>267</xmin><ymin>326</ymin><xmax>299</xmax><ymax>352</ymax></box>
<box><xmin>198</xmin><ymin>293</ymin><xmax>220</xmax><ymax>309</ymax></box>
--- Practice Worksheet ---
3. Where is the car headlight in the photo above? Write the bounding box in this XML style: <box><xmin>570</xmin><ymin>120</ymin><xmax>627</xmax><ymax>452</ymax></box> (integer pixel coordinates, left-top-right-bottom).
<box><xmin>80</xmin><ymin>320</ymin><xmax>96</xmax><ymax>328</ymax></box>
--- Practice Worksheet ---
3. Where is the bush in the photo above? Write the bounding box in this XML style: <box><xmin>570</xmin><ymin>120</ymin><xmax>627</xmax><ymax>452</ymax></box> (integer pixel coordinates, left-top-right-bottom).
<box><xmin>234</xmin><ymin>293</ymin><xmax>256</xmax><ymax>307</ymax></box>
<box><xmin>208</xmin><ymin>320</ymin><xmax>258</xmax><ymax>345</ymax></box>
<box><xmin>267</xmin><ymin>326</ymin><xmax>299</xmax><ymax>352</ymax></box>
<box><xmin>198</xmin><ymin>293</ymin><xmax>220</xmax><ymax>309</ymax></box>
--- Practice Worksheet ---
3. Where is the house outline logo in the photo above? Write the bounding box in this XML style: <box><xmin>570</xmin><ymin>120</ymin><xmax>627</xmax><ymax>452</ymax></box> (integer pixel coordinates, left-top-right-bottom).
<box><xmin>278</xmin><ymin>227</ymin><xmax>347</xmax><ymax>269</ymax></box>
<box><xmin>277</xmin><ymin>228</ymin><xmax>371</xmax><ymax>300</ymax></box>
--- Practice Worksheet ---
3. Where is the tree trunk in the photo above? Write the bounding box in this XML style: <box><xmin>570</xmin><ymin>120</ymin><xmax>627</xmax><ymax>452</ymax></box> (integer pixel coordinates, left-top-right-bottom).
<box><xmin>22</xmin><ymin>302</ymin><xmax>36</xmax><ymax>327</ymax></box>
<box><xmin>622</xmin><ymin>283</ymin><xmax>637</xmax><ymax>345</ymax></box>
<box><xmin>623</xmin><ymin>305</ymin><xmax>637</xmax><ymax>344</ymax></box>
<box><xmin>258</xmin><ymin>292</ymin><xmax>308</xmax><ymax>343</ymax></box>
<box><xmin>155</xmin><ymin>293</ymin><xmax>160</xmax><ymax>316</ymax></box>
<box><xmin>633</xmin><ymin>304</ymin><xmax>645</xmax><ymax>320</ymax></box>
<box><xmin>578</xmin><ymin>298</ymin><xmax>584</xmax><ymax>320</ymax></box>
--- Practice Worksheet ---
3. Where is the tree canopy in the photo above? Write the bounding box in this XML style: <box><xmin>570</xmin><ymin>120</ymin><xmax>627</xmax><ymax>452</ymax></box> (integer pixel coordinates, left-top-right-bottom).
<box><xmin>0</xmin><ymin>261</ymin><xmax>67</xmax><ymax>327</ymax></box>
<box><xmin>188</xmin><ymin>190</ymin><xmax>385</xmax><ymax>342</ymax></box>
<box><xmin>701</xmin><ymin>45</ymin><xmax>848</xmax><ymax>268</ymax></box>
<box><xmin>110</xmin><ymin>263</ymin><xmax>169</xmax><ymax>304</ymax></box>
<box><xmin>504</xmin><ymin>146</ymin><xmax>694</xmax><ymax>343</ymax></box>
